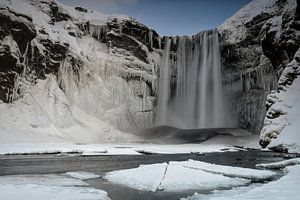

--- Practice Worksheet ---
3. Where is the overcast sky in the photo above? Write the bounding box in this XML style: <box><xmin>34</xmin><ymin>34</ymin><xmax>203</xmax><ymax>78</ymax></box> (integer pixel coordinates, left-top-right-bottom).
<box><xmin>59</xmin><ymin>0</ymin><xmax>251</xmax><ymax>36</ymax></box>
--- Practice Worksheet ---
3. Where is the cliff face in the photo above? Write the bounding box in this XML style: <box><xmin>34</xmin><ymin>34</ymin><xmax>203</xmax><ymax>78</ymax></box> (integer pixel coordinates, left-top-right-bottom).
<box><xmin>0</xmin><ymin>0</ymin><xmax>162</xmax><ymax>143</ymax></box>
<box><xmin>219</xmin><ymin>0</ymin><xmax>298</xmax><ymax>134</ymax></box>
<box><xmin>0</xmin><ymin>0</ymin><xmax>298</xmax><ymax>144</ymax></box>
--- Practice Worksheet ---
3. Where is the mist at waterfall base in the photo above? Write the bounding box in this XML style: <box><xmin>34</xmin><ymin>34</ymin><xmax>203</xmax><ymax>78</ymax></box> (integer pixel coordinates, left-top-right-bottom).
<box><xmin>155</xmin><ymin>29</ymin><xmax>236</xmax><ymax>129</ymax></box>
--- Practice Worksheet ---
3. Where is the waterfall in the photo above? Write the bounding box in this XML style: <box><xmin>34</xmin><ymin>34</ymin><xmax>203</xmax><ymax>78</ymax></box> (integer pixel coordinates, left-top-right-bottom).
<box><xmin>155</xmin><ymin>29</ymin><xmax>225</xmax><ymax>129</ymax></box>
<box><xmin>155</xmin><ymin>38</ymin><xmax>171</xmax><ymax>126</ymax></box>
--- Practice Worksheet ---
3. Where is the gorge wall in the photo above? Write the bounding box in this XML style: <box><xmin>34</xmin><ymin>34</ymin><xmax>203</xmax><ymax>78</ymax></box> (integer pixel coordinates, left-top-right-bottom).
<box><xmin>0</xmin><ymin>0</ymin><xmax>299</xmax><ymax>143</ymax></box>
<box><xmin>0</xmin><ymin>0</ymin><xmax>162</xmax><ymax>142</ymax></box>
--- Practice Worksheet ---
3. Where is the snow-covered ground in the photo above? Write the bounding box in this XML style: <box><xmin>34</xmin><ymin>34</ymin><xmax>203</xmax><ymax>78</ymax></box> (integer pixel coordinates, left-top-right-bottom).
<box><xmin>0</xmin><ymin>173</ymin><xmax>109</xmax><ymax>200</ymax></box>
<box><xmin>183</xmin><ymin>159</ymin><xmax>300</xmax><ymax>200</ymax></box>
<box><xmin>0</xmin><ymin>134</ymin><xmax>260</xmax><ymax>155</ymax></box>
<box><xmin>104</xmin><ymin>160</ymin><xmax>276</xmax><ymax>192</ymax></box>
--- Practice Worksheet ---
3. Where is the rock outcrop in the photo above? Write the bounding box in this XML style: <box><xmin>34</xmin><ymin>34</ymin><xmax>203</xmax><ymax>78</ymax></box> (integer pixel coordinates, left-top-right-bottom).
<box><xmin>0</xmin><ymin>6</ymin><xmax>36</xmax><ymax>102</ymax></box>
<box><xmin>219</xmin><ymin>0</ymin><xmax>298</xmax><ymax>134</ymax></box>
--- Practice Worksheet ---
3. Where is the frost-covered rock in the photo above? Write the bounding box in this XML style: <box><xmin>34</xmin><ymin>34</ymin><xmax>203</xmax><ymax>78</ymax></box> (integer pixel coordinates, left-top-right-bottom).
<box><xmin>260</xmin><ymin>48</ymin><xmax>300</xmax><ymax>152</ymax></box>
<box><xmin>219</xmin><ymin>0</ymin><xmax>298</xmax><ymax>134</ymax></box>
<box><xmin>0</xmin><ymin>0</ymin><xmax>162</xmax><ymax>142</ymax></box>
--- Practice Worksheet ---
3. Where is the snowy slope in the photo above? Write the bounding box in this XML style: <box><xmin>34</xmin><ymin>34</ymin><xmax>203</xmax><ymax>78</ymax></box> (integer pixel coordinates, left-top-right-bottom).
<box><xmin>260</xmin><ymin>49</ymin><xmax>300</xmax><ymax>153</ymax></box>
<box><xmin>183</xmin><ymin>163</ymin><xmax>300</xmax><ymax>200</ymax></box>
<box><xmin>218</xmin><ymin>0</ymin><xmax>294</xmax><ymax>43</ymax></box>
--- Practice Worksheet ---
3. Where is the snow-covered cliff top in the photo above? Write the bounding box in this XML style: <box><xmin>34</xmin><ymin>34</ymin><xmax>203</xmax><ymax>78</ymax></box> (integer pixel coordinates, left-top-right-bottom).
<box><xmin>218</xmin><ymin>0</ymin><xmax>296</xmax><ymax>43</ymax></box>
<box><xmin>1</xmin><ymin>0</ymin><xmax>130</xmax><ymax>25</ymax></box>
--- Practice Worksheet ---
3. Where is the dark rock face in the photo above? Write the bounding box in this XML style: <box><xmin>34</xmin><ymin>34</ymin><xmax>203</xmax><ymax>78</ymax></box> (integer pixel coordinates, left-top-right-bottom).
<box><xmin>86</xmin><ymin>17</ymin><xmax>161</xmax><ymax>63</ymax></box>
<box><xmin>75</xmin><ymin>7</ymin><xmax>88</xmax><ymax>13</ymax></box>
<box><xmin>28</xmin><ymin>39</ymin><xmax>69</xmax><ymax>79</ymax></box>
<box><xmin>0</xmin><ymin>4</ymin><xmax>72</xmax><ymax>102</ymax></box>
<box><xmin>40</xmin><ymin>1</ymin><xmax>71</xmax><ymax>23</ymax></box>
<box><xmin>0</xmin><ymin>8</ymin><xmax>36</xmax><ymax>53</ymax></box>
<box><xmin>107</xmin><ymin>31</ymin><xmax>149</xmax><ymax>63</ymax></box>
<box><xmin>0</xmin><ymin>45</ymin><xmax>21</xmax><ymax>102</ymax></box>
<box><xmin>0</xmin><ymin>8</ymin><xmax>36</xmax><ymax>102</ymax></box>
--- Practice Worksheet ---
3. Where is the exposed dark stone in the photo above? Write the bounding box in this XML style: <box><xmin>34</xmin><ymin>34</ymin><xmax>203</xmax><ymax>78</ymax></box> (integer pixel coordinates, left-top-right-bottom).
<box><xmin>10</xmin><ymin>18</ymin><xmax>36</xmax><ymax>53</ymax></box>
<box><xmin>0</xmin><ymin>72</ymin><xmax>19</xmax><ymax>102</ymax></box>
<box><xmin>39</xmin><ymin>28</ymin><xmax>48</xmax><ymax>35</ymax></box>
<box><xmin>259</xmin><ymin>139</ymin><xmax>270</xmax><ymax>148</ymax></box>
<box><xmin>243</xmin><ymin>13</ymin><xmax>273</xmax><ymax>45</ymax></box>
<box><xmin>107</xmin><ymin>32</ymin><xmax>149</xmax><ymax>63</ymax></box>
<box><xmin>269</xmin><ymin>144</ymin><xmax>289</xmax><ymax>153</ymax></box>
<box><xmin>38</xmin><ymin>1</ymin><xmax>71</xmax><ymax>23</ymax></box>
<box><xmin>37</xmin><ymin>39</ymin><xmax>69</xmax><ymax>75</ymax></box>
<box><xmin>68</xmin><ymin>31</ymin><xmax>76</xmax><ymax>37</ymax></box>
<box><xmin>0</xmin><ymin>45</ymin><xmax>20</xmax><ymax>73</ymax></box>
<box><xmin>75</xmin><ymin>6</ymin><xmax>88</xmax><ymax>13</ymax></box>
<box><xmin>0</xmin><ymin>8</ymin><xmax>36</xmax><ymax>54</ymax></box>
<box><xmin>296</xmin><ymin>0</ymin><xmax>300</xmax><ymax>20</ymax></box>
<box><xmin>0</xmin><ymin>8</ymin><xmax>37</xmax><ymax>102</ymax></box>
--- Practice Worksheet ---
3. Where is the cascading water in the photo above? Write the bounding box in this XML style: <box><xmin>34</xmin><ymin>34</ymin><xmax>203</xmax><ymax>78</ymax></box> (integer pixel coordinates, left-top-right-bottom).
<box><xmin>155</xmin><ymin>29</ymin><xmax>225</xmax><ymax>129</ymax></box>
<box><xmin>155</xmin><ymin>38</ymin><xmax>171</xmax><ymax>125</ymax></box>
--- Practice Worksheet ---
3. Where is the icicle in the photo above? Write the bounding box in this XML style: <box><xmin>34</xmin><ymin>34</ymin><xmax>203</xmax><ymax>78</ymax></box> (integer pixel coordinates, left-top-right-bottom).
<box><xmin>89</xmin><ymin>24</ymin><xmax>107</xmax><ymax>41</ymax></box>
<box><xmin>21</xmin><ymin>43</ymin><xmax>29</xmax><ymax>77</ymax></box>
<box><xmin>9</xmin><ymin>73</ymin><xmax>20</xmax><ymax>103</ymax></box>
<box><xmin>149</xmin><ymin>30</ymin><xmax>153</xmax><ymax>49</ymax></box>
<box><xmin>142</xmin><ymin>81</ymin><xmax>147</xmax><ymax>111</ymax></box>
<box><xmin>158</xmin><ymin>36</ymin><xmax>161</xmax><ymax>49</ymax></box>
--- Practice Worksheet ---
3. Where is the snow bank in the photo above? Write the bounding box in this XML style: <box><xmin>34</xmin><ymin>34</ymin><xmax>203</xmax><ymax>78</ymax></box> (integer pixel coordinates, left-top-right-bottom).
<box><xmin>158</xmin><ymin>164</ymin><xmax>249</xmax><ymax>192</ymax></box>
<box><xmin>183</xmin><ymin>165</ymin><xmax>300</xmax><ymax>200</ymax></box>
<box><xmin>104</xmin><ymin>163</ymin><xmax>168</xmax><ymax>192</ymax></box>
<box><xmin>0</xmin><ymin>143</ymin><xmax>106</xmax><ymax>155</ymax></box>
<box><xmin>0</xmin><ymin>174</ymin><xmax>110</xmax><ymax>200</ymax></box>
<box><xmin>260</xmin><ymin>49</ymin><xmax>300</xmax><ymax>153</ymax></box>
<box><xmin>104</xmin><ymin>160</ymin><xmax>276</xmax><ymax>192</ymax></box>
<box><xmin>172</xmin><ymin>159</ymin><xmax>276</xmax><ymax>180</ymax></box>
<box><xmin>256</xmin><ymin>158</ymin><xmax>300</xmax><ymax>169</ymax></box>
<box><xmin>0</xmin><ymin>139</ymin><xmax>260</xmax><ymax>155</ymax></box>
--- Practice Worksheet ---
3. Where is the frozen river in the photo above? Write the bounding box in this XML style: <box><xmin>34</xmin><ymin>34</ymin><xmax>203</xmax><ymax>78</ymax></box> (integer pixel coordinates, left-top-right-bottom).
<box><xmin>0</xmin><ymin>150</ymin><xmax>295</xmax><ymax>200</ymax></box>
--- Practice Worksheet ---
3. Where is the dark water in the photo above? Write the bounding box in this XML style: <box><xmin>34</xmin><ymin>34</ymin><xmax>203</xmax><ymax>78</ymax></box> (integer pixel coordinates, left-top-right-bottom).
<box><xmin>0</xmin><ymin>150</ymin><xmax>297</xmax><ymax>200</ymax></box>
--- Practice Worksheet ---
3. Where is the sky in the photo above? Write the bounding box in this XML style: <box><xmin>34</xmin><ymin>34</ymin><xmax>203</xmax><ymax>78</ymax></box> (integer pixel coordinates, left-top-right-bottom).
<box><xmin>59</xmin><ymin>0</ymin><xmax>251</xmax><ymax>36</ymax></box>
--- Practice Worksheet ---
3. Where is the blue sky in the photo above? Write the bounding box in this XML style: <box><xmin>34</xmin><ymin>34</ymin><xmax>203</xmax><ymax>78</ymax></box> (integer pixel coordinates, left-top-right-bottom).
<box><xmin>60</xmin><ymin>0</ymin><xmax>251</xmax><ymax>36</ymax></box>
